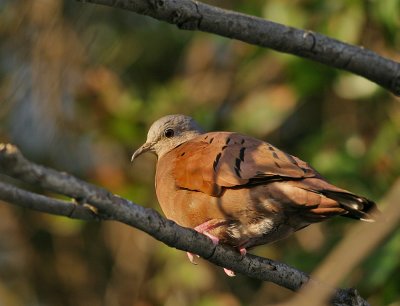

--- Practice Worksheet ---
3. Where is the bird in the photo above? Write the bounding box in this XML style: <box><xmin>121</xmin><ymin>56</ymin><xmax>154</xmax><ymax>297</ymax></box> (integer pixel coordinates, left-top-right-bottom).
<box><xmin>131</xmin><ymin>114</ymin><xmax>377</xmax><ymax>276</ymax></box>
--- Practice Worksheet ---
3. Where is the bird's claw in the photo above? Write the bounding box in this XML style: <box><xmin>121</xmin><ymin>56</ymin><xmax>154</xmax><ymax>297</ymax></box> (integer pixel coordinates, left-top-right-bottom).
<box><xmin>186</xmin><ymin>252</ymin><xmax>200</xmax><ymax>265</ymax></box>
<box><xmin>223</xmin><ymin>268</ymin><xmax>236</xmax><ymax>277</ymax></box>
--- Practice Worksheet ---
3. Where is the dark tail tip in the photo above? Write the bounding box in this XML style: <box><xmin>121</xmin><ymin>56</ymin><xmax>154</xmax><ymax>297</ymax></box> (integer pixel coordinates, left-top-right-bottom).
<box><xmin>321</xmin><ymin>190</ymin><xmax>379</xmax><ymax>222</ymax></box>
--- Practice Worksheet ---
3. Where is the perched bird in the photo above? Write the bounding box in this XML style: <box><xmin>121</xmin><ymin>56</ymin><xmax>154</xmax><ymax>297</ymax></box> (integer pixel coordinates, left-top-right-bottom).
<box><xmin>131</xmin><ymin>114</ymin><xmax>377</xmax><ymax>275</ymax></box>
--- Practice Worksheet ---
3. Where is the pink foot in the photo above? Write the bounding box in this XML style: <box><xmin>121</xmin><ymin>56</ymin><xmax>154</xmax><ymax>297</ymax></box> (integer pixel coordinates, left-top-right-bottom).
<box><xmin>186</xmin><ymin>252</ymin><xmax>199</xmax><ymax>264</ymax></box>
<box><xmin>223</xmin><ymin>268</ymin><xmax>236</xmax><ymax>277</ymax></box>
<box><xmin>186</xmin><ymin>222</ymin><xmax>221</xmax><ymax>265</ymax></box>
<box><xmin>187</xmin><ymin>220</ymin><xmax>239</xmax><ymax>277</ymax></box>
<box><xmin>239</xmin><ymin>247</ymin><xmax>247</xmax><ymax>257</ymax></box>
<box><xmin>221</xmin><ymin>247</ymin><xmax>246</xmax><ymax>277</ymax></box>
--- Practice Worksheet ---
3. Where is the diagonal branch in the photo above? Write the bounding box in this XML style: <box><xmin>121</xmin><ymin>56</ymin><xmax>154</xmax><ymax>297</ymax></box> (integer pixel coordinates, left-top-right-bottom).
<box><xmin>76</xmin><ymin>0</ymin><xmax>400</xmax><ymax>96</ymax></box>
<box><xmin>0</xmin><ymin>143</ymin><xmax>366</xmax><ymax>305</ymax></box>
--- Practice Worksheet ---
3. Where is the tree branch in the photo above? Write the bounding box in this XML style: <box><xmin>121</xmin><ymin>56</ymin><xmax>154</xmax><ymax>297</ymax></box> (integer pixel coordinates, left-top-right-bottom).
<box><xmin>0</xmin><ymin>181</ymin><xmax>97</xmax><ymax>220</ymax></box>
<box><xmin>0</xmin><ymin>143</ymin><xmax>367</xmax><ymax>305</ymax></box>
<box><xmin>76</xmin><ymin>0</ymin><xmax>400</xmax><ymax>96</ymax></box>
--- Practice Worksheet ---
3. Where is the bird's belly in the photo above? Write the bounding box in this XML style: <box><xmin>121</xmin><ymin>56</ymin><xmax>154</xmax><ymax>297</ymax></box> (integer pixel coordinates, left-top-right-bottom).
<box><xmin>156</xmin><ymin>184</ymin><xmax>294</xmax><ymax>248</ymax></box>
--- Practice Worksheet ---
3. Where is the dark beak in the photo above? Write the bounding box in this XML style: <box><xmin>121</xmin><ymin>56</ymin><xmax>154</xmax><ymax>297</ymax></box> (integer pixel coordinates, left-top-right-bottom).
<box><xmin>131</xmin><ymin>142</ymin><xmax>154</xmax><ymax>162</ymax></box>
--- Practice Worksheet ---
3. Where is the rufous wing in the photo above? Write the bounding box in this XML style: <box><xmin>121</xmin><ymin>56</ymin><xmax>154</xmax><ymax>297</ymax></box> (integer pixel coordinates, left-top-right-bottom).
<box><xmin>170</xmin><ymin>131</ymin><xmax>377</xmax><ymax>221</ymax></box>
<box><xmin>171</xmin><ymin>132</ymin><xmax>317</xmax><ymax>196</ymax></box>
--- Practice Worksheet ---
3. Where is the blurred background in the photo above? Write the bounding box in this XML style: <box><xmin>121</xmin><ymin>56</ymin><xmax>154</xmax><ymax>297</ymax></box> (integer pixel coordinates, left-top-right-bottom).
<box><xmin>0</xmin><ymin>0</ymin><xmax>399</xmax><ymax>305</ymax></box>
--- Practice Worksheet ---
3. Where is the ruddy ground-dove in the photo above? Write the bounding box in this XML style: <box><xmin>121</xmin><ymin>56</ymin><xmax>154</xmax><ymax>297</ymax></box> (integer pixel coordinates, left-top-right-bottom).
<box><xmin>131</xmin><ymin>114</ymin><xmax>377</xmax><ymax>275</ymax></box>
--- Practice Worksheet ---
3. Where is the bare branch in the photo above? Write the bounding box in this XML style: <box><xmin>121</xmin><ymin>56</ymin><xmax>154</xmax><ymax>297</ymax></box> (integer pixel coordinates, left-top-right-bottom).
<box><xmin>76</xmin><ymin>0</ymin><xmax>400</xmax><ymax>96</ymax></box>
<box><xmin>0</xmin><ymin>181</ymin><xmax>97</xmax><ymax>220</ymax></box>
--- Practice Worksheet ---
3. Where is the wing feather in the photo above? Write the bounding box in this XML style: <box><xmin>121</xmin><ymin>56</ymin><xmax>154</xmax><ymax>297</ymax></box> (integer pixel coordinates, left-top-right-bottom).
<box><xmin>172</xmin><ymin>132</ymin><xmax>316</xmax><ymax>196</ymax></box>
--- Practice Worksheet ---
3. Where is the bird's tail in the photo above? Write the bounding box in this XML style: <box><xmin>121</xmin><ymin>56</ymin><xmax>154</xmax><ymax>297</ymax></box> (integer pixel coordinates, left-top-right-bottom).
<box><xmin>321</xmin><ymin>190</ymin><xmax>379</xmax><ymax>222</ymax></box>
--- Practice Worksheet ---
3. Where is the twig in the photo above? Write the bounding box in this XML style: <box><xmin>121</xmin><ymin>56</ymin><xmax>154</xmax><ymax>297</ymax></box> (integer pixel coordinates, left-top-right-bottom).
<box><xmin>0</xmin><ymin>181</ymin><xmax>98</xmax><ymax>220</ymax></box>
<box><xmin>0</xmin><ymin>143</ymin><xmax>366</xmax><ymax>305</ymax></box>
<box><xmin>76</xmin><ymin>0</ymin><xmax>400</xmax><ymax>96</ymax></box>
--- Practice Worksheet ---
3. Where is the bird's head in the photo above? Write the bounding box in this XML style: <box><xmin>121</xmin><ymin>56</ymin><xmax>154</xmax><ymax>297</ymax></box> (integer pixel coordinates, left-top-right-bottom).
<box><xmin>131</xmin><ymin>114</ymin><xmax>204</xmax><ymax>161</ymax></box>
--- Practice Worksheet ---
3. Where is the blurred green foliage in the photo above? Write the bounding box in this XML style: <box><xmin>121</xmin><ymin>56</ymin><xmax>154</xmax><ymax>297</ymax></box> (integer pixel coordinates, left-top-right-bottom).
<box><xmin>0</xmin><ymin>0</ymin><xmax>399</xmax><ymax>305</ymax></box>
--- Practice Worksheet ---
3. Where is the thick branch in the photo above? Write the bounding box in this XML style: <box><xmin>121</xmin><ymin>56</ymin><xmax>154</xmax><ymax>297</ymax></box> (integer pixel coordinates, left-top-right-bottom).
<box><xmin>77</xmin><ymin>0</ymin><xmax>400</xmax><ymax>96</ymax></box>
<box><xmin>0</xmin><ymin>143</ymin><xmax>366</xmax><ymax>305</ymax></box>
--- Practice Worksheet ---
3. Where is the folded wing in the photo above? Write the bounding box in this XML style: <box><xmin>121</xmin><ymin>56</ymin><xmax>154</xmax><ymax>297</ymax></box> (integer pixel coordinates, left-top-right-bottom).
<box><xmin>171</xmin><ymin>132</ymin><xmax>377</xmax><ymax>221</ymax></box>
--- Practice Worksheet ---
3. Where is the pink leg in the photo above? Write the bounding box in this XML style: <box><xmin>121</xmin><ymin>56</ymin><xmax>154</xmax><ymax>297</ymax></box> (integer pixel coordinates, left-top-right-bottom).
<box><xmin>202</xmin><ymin>231</ymin><xmax>220</xmax><ymax>245</ymax></box>
<box><xmin>200</xmin><ymin>230</ymin><xmax>236</xmax><ymax>277</ymax></box>
<box><xmin>186</xmin><ymin>220</ymin><xmax>244</xmax><ymax>277</ymax></box>
<box><xmin>186</xmin><ymin>221</ymin><xmax>223</xmax><ymax>264</ymax></box>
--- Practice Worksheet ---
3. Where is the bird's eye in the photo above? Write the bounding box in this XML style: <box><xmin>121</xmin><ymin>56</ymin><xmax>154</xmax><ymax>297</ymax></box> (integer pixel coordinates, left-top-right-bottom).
<box><xmin>164</xmin><ymin>128</ymin><xmax>174</xmax><ymax>138</ymax></box>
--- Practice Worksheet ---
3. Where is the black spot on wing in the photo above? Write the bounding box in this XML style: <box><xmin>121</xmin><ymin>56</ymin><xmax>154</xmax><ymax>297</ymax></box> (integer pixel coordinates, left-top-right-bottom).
<box><xmin>222</xmin><ymin>145</ymin><xmax>228</xmax><ymax>150</ymax></box>
<box><xmin>235</xmin><ymin>158</ymin><xmax>241</xmax><ymax>171</ymax></box>
<box><xmin>226</xmin><ymin>138</ymin><xmax>231</xmax><ymax>144</ymax></box>
<box><xmin>268</xmin><ymin>145</ymin><xmax>280</xmax><ymax>160</ymax></box>
<box><xmin>284</xmin><ymin>152</ymin><xmax>299</xmax><ymax>166</ymax></box>
<box><xmin>301</xmin><ymin>166</ymin><xmax>312</xmax><ymax>174</ymax></box>
<box><xmin>274</xmin><ymin>161</ymin><xmax>281</xmax><ymax>168</ymax></box>
<box><xmin>239</xmin><ymin>147</ymin><xmax>245</xmax><ymax>161</ymax></box>
<box><xmin>283</xmin><ymin>152</ymin><xmax>311</xmax><ymax>175</ymax></box>
<box><xmin>180</xmin><ymin>152</ymin><xmax>186</xmax><ymax>156</ymax></box>
<box><xmin>213</xmin><ymin>152</ymin><xmax>222</xmax><ymax>171</ymax></box>
<box><xmin>234</xmin><ymin>167</ymin><xmax>241</xmax><ymax>178</ymax></box>
<box><xmin>234</xmin><ymin>158</ymin><xmax>242</xmax><ymax>178</ymax></box>
<box><xmin>204</xmin><ymin>135</ymin><xmax>208</xmax><ymax>140</ymax></box>
<box><xmin>234</xmin><ymin>167</ymin><xmax>242</xmax><ymax>178</ymax></box>
<box><xmin>240</xmin><ymin>139</ymin><xmax>245</xmax><ymax>144</ymax></box>
<box><xmin>209</xmin><ymin>137</ymin><xmax>214</xmax><ymax>144</ymax></box>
